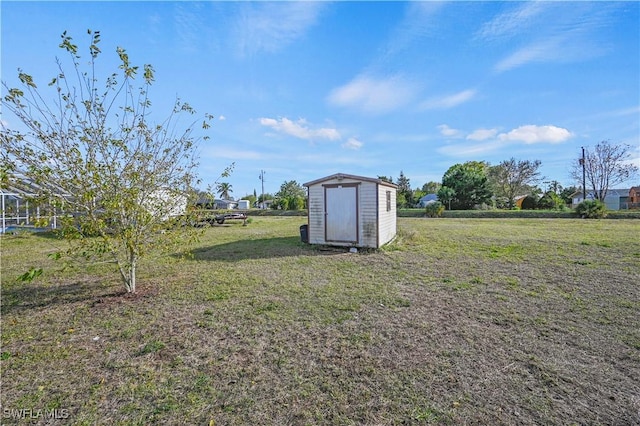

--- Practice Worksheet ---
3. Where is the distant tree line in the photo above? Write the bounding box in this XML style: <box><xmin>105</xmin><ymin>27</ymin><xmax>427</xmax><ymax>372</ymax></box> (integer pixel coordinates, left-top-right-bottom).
<box><xmin>388</xmin><ymin>141</ymin><xmax>637</xmax><ymax>211</ymax></box>
<box><xmin>200</xmin><ymin>141</ymin><xmax>636</xmax><ymax>213</ymax></box>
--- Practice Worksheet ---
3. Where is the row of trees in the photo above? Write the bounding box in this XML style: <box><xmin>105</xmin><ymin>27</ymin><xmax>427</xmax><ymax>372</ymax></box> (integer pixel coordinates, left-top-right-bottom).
<box><xmin>381</xmin><ymin>160</ymin><xmax>542</xmax><ymax>210</ymax></box>
<box><xmin>217</xmin><ymin>140</ymin><xmax>637</xmax><ymax>212</ymax></box>
<box><xmin>437</xmin><ymin>159</ymin><xmax>543</xmax><ymax>210</ymax></box>
<box><xmin>386</xmin><ymin>141</ymin><xmax>637</xmax><ymax>210</ymax></box>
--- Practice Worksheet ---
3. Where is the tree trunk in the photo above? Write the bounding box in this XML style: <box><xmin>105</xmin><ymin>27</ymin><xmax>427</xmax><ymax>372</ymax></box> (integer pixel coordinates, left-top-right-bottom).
<box><xmin>127</xmin><ymin>249</ymin><xmax>137</xmax><ymax>293</ymax></box>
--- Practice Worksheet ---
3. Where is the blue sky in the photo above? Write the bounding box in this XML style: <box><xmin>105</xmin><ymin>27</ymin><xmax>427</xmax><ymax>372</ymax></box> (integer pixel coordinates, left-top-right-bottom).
<box><xmin>2</xmin><ymin>1</ymin><xmax>639</xmax><ymax>198</ymax></box>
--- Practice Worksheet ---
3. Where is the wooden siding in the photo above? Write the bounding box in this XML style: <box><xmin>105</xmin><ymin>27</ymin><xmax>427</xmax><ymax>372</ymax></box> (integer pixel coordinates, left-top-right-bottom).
<box><xmin>307</xmin><ymin>183</ymin><xmax>326</xmax><ymax>245</ymax></box>
<box><xmin>305</xmin><ymin>174</ymin><xmax>397</xmax><ymax>248</ymax></box>
<box><xmin>377</xmin><ymin>185</ymin><xmax>396</xmax><ymax>246</ymax></box>
<box><xmin>358</xmin><ymin>181</ymin><xmax>378</xmax><ymax>248</ymax></box>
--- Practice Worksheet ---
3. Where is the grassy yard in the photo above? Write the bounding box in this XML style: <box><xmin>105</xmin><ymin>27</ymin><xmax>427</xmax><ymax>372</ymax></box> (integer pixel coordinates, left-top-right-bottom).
<box><xmin>1</xmin><ymin>217</ymin><xmax>639</xmax><ymax>425</ymax></box>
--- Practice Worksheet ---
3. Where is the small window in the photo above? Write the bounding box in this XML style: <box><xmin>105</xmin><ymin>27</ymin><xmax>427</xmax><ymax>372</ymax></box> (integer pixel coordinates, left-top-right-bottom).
<box><xmin>386</xmin><ymin>190</ymin><xmax>391</xmax><ymax>211</ymax></box>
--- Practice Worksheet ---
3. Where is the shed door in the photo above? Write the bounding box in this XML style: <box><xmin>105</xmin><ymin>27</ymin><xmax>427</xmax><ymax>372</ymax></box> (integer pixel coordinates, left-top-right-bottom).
<box><xmin>325</xmin><ymin>184</ymin><xmax>358</xmax><ymax>243</ymax></box>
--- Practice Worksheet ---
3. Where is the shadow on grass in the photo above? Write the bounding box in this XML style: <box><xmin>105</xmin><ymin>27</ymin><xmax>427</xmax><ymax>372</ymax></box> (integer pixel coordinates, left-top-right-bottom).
<box><xmin>184</xmin><ymin>236</ymin><xmax>352</xmax><ymax>262</ymax></box>
<box><xmin>1</xmin><ymin>279</ymin><xmax>125</xmax><ymax>315</ymax></box>
<box><xmin>0</xmin><ymin>230</ymin><xmax>62</xmax><ymax>240</ymax></box>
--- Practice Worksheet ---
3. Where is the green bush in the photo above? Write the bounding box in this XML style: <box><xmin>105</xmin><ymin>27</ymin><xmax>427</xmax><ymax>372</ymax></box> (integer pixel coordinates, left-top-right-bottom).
<box><xmin>520</xmin><ymin>196</ymin><xmax>537</xmax><ymax>210</ymax></box>
<box><xmin>425</xmin><ymin>201</ymin><xmax>445</xmax><ymax>218</ymax></box>
<box><xmin>272</xmin><ymin>198</ymin><xmax>288</xmax><ymax>210</ymax></box>
<box><xmin>575</xmin><ymin>200</ymin><xmax>607</xmax><ymax>219</ymax></box>
<box><xmin>287</xmin><ymin>196</ymin><xmax>305</xmax><ymax>210</ymax></box>
<box><xmin>538</xmin><ymin>191</ymin><xmax>566</xmax><ymax>210</ymax></box>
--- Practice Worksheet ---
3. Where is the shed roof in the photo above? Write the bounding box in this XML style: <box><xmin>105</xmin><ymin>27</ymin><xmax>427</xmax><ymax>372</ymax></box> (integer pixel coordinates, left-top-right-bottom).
<box><xmin>303</xmin><ymin>173</ymin><xmax>397</xmax><ymax>188</ymax></box>
<box><xmin>419</xmin><ymin>193</ymin><xmax>438</xmax><ymax>202</ymax></box>
<box><xmin>570</xmin><ymin>188</ymin><xmax>631</xmax><ymax>198</ymax></box>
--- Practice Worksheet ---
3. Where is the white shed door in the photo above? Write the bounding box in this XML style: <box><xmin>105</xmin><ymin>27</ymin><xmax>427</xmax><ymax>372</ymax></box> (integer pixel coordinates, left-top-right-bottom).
<box><xmin>325</xmin><ymin>185</ymin><xmax>358</xmax><ymax>243</ymax></box>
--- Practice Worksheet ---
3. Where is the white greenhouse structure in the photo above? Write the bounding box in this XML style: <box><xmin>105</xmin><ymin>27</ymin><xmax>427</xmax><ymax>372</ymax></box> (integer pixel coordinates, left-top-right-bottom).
<box><xmin>1</xmin><ymin>177</ymin><xmax>67</xmax><ymax>234</ymax></box>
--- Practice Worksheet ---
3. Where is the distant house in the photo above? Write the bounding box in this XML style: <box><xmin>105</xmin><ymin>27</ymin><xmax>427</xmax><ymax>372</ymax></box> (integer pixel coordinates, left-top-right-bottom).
<box><xmin>213</xmin><ymin>199</ymin><xmax>237</xmax><ymax>210</ymax></box>
<box><xmin>571</xmin><ymin>189</ymin><xmax>631</xmax><ymax>210</ymax></box>
<box><xmin>195</xmin><ymin>197</ymin><xmax>237</xmax><ymax>210</ymax></box>
<box><xmin>255</xmin><ymin>199</ymin><xmax>274</xmax><ymax>209</ymax></box>
<box><xmin>144</xmin><ymin>189</ymin><xmax>188</xmax><ymax>220</ymax></box>
<box><xmin>628</xmin><ymin>186</ymin><xmax>640</xmax><ymax>209</ymax></box>
<box><xmin>418</xmin><ymin>193</ymin><xmax>438</xmax><ymax>208</ymax></box>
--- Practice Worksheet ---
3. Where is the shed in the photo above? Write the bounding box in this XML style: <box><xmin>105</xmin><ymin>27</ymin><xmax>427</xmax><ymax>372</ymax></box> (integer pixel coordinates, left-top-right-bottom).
<box><xmin>303</xmin><ymin>173</ymin><xmax>397</xmax><ymax>248</ymax></box>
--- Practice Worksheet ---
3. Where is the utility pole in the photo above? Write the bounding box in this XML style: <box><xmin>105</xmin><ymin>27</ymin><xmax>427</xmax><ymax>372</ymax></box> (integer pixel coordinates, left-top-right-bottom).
<box><xmin>579</xmin><ymin>147</ymin><xmax>586</xmax><ymax>201</ymax></box>
<box><xmin>259</xmin><ymin>170</ymin><xmax>266</xmax><ymax>209</ymax></box>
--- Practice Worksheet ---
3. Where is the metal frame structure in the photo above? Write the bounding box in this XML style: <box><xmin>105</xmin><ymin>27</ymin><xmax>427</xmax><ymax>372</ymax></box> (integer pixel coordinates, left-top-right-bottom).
<box><xmin>1</xmin><ymin>175</ymin><xmax>64</xmax><ymax>233</ymax></box>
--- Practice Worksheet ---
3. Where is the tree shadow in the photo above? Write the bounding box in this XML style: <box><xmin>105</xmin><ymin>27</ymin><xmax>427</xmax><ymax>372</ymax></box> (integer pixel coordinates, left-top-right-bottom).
<box><xmin>1</xmin><ymin>278</ymin><xmax>135</xmax><ymax>315</ymax></box>
<box><xmin>1</xmin><ymin>229</ymin><xmax>62</xmax><ymax>240</ymax></box>
<box><xmin>184</xmin><ymin>236</ymin><xmax>353</xmax><ymax>262</ymax></box>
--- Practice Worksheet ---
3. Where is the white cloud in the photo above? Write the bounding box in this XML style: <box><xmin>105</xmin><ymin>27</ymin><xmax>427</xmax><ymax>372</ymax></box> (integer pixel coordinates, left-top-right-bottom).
<box><xmin>436</xmin><ymin>124</ymin><xmax>573</xmax><ymax>158</ymax></box>
<box><xmin>342</xmin><ymin>137</ymin><xmax>364</xmax><ymax>150</ymax></box>
<box><xmin>466</xmin><ymin>128</ymin><xmax>498</xmax><ymax>141</ymax></box>
<box><xmin>380</xmin><ymin>2</ymin><xmax>445</xmax><ymax>59</ymax></box>
<box><xmin>437</xmin><ymin>140</ymin><xmax>505</xmax><ymax>157</ymax></box>
<box><xmin>498</xmin><ymin>125</ymin><xmax>572</xmax><ymax>144</ymax></box>
<box><xmin>172</xmin><ymin>3</ymin><xmax>207</xmax><ymax>53</ymax></box>
<box><xmin>437</xmin><ymin>124</ymin><xmax>463</xmax><ymax>138</ymax></box>
<box><xmin>327</xmin><ymin>74</ymin><xmax>416</xmax><ymax>114</ymax></box>
<box><xmin>421</xmin><ymin>89</ymin><xmax>476</xmax><ymax>110</ymax></box>
<box><xmin>603</xmin><ymin>106</ymin><xmax>640</xmax><ymax>118</ymax></box>
<box><xmin>259</xmin><ymin>117</ymin><xmax>340</xmax><ymax>141</ymax></box>
<box><xmin>218</xmin><ymin>115</ymin><xmax>227</xmax><ymax>121</ymax></box>
<box><xmin>489</xmin><ymin>3</ymin><xmax>619</xmax><ymax>72</ymax></box>
<box><xmin>234</xmin><ymin>2</ymin><xmax>324</xmax><ymax>57</ymax></box>
<box><xmin>494</xmin><ymin>38</ymin><xmax>564</xmax><ymax>72</ymax></box>
<box><xmin>476</xmin><ymin>2</ymin><xmax>547</xmax><ymax>41</ymax></box>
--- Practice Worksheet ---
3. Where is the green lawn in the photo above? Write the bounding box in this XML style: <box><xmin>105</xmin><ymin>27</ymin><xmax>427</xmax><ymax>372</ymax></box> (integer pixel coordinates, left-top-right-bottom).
<box><xmin>1</xmin><ymin>217</ymin><xmax>639</xmax><ymax>425</ymax></box>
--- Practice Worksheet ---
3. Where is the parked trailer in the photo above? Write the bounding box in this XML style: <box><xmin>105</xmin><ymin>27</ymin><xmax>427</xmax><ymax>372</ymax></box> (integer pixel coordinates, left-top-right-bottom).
<box><xmin>212</xmin><ymin>212</ymin><xmax>247</xmax><ymax>225</ymax></box>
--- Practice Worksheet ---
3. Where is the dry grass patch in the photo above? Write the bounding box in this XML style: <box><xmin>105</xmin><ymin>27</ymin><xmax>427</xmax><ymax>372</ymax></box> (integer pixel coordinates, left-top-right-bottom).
<box><xmin>1</xmin><ymin>217</ymin><xmax>639</xmax><ymax>424</ymax></box>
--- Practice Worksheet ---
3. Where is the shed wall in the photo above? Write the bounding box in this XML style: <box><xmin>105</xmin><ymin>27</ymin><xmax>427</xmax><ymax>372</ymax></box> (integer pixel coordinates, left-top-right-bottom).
<box><xmin>307</xmin><ymin>183</ymin><xmax>326</xmax><ymax>245</ymax></box>
<box><xmin>358</xmin><ymin>181</ymin><xmax>378</xmax><ymax>248</ymax></box>
<box><xmin>307</xmin><ymin>177</ymin><xmax>379</xmax><ymax>247</ymax></box>
<box><xmin>306</xmin><ymin>176</ymin><xmax>396</xmax><ymax>248</ymax></box>
<box><xmin>377</xmin><ymin>185</ymin><xmax>397</xmax><ymax>246</ymax></box>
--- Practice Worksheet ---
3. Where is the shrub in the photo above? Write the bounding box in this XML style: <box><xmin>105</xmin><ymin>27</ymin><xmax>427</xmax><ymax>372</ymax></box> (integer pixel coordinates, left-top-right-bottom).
<box><xmin>287</xmin><ymin>196</ymin><xmax>305</xmax><ymax>210</ymax></box>
<box><xmin>272</xmin><ymin>198</ymin><xmax>288</xmax><ymax>210</ymax></box>
<box><xmin>425</xmin><ymin>201</ymin><xmax>445</xmax><ymax>218</ymax></box>
<box><xmin>520</xmin><ymin>196</ymin><xmax>538</xmax><ymax>210</ymax></box>
<box><xmin>493</xmin><ymin>196</ymin><xmax>510</xmax><ymax>210</ymax></box>
<box><xmin>575</xmin><ymin>200</ymin><xmax>607</xmax><ymax>219</ymax></box>
<box><xmin>538</xmin><ymin>191</ymin><xmax>566</xmax><ymax>210</ymax></box>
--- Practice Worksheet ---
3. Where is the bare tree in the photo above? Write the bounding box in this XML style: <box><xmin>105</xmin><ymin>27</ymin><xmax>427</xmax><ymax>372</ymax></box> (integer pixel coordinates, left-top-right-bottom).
<box><xmin>488</xmin><ymin>158</ymin><xmax>543</xmax><ymax>209</ymax></box>
<box><xmin>1</xmin><ymin>30</ymin><xmax>212</xmax><ymax>293</ymax></box>
<box><xmin>572</xmin><ymin>141</ymin><xmax>639</xmax><ymax>202</ymax></box>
